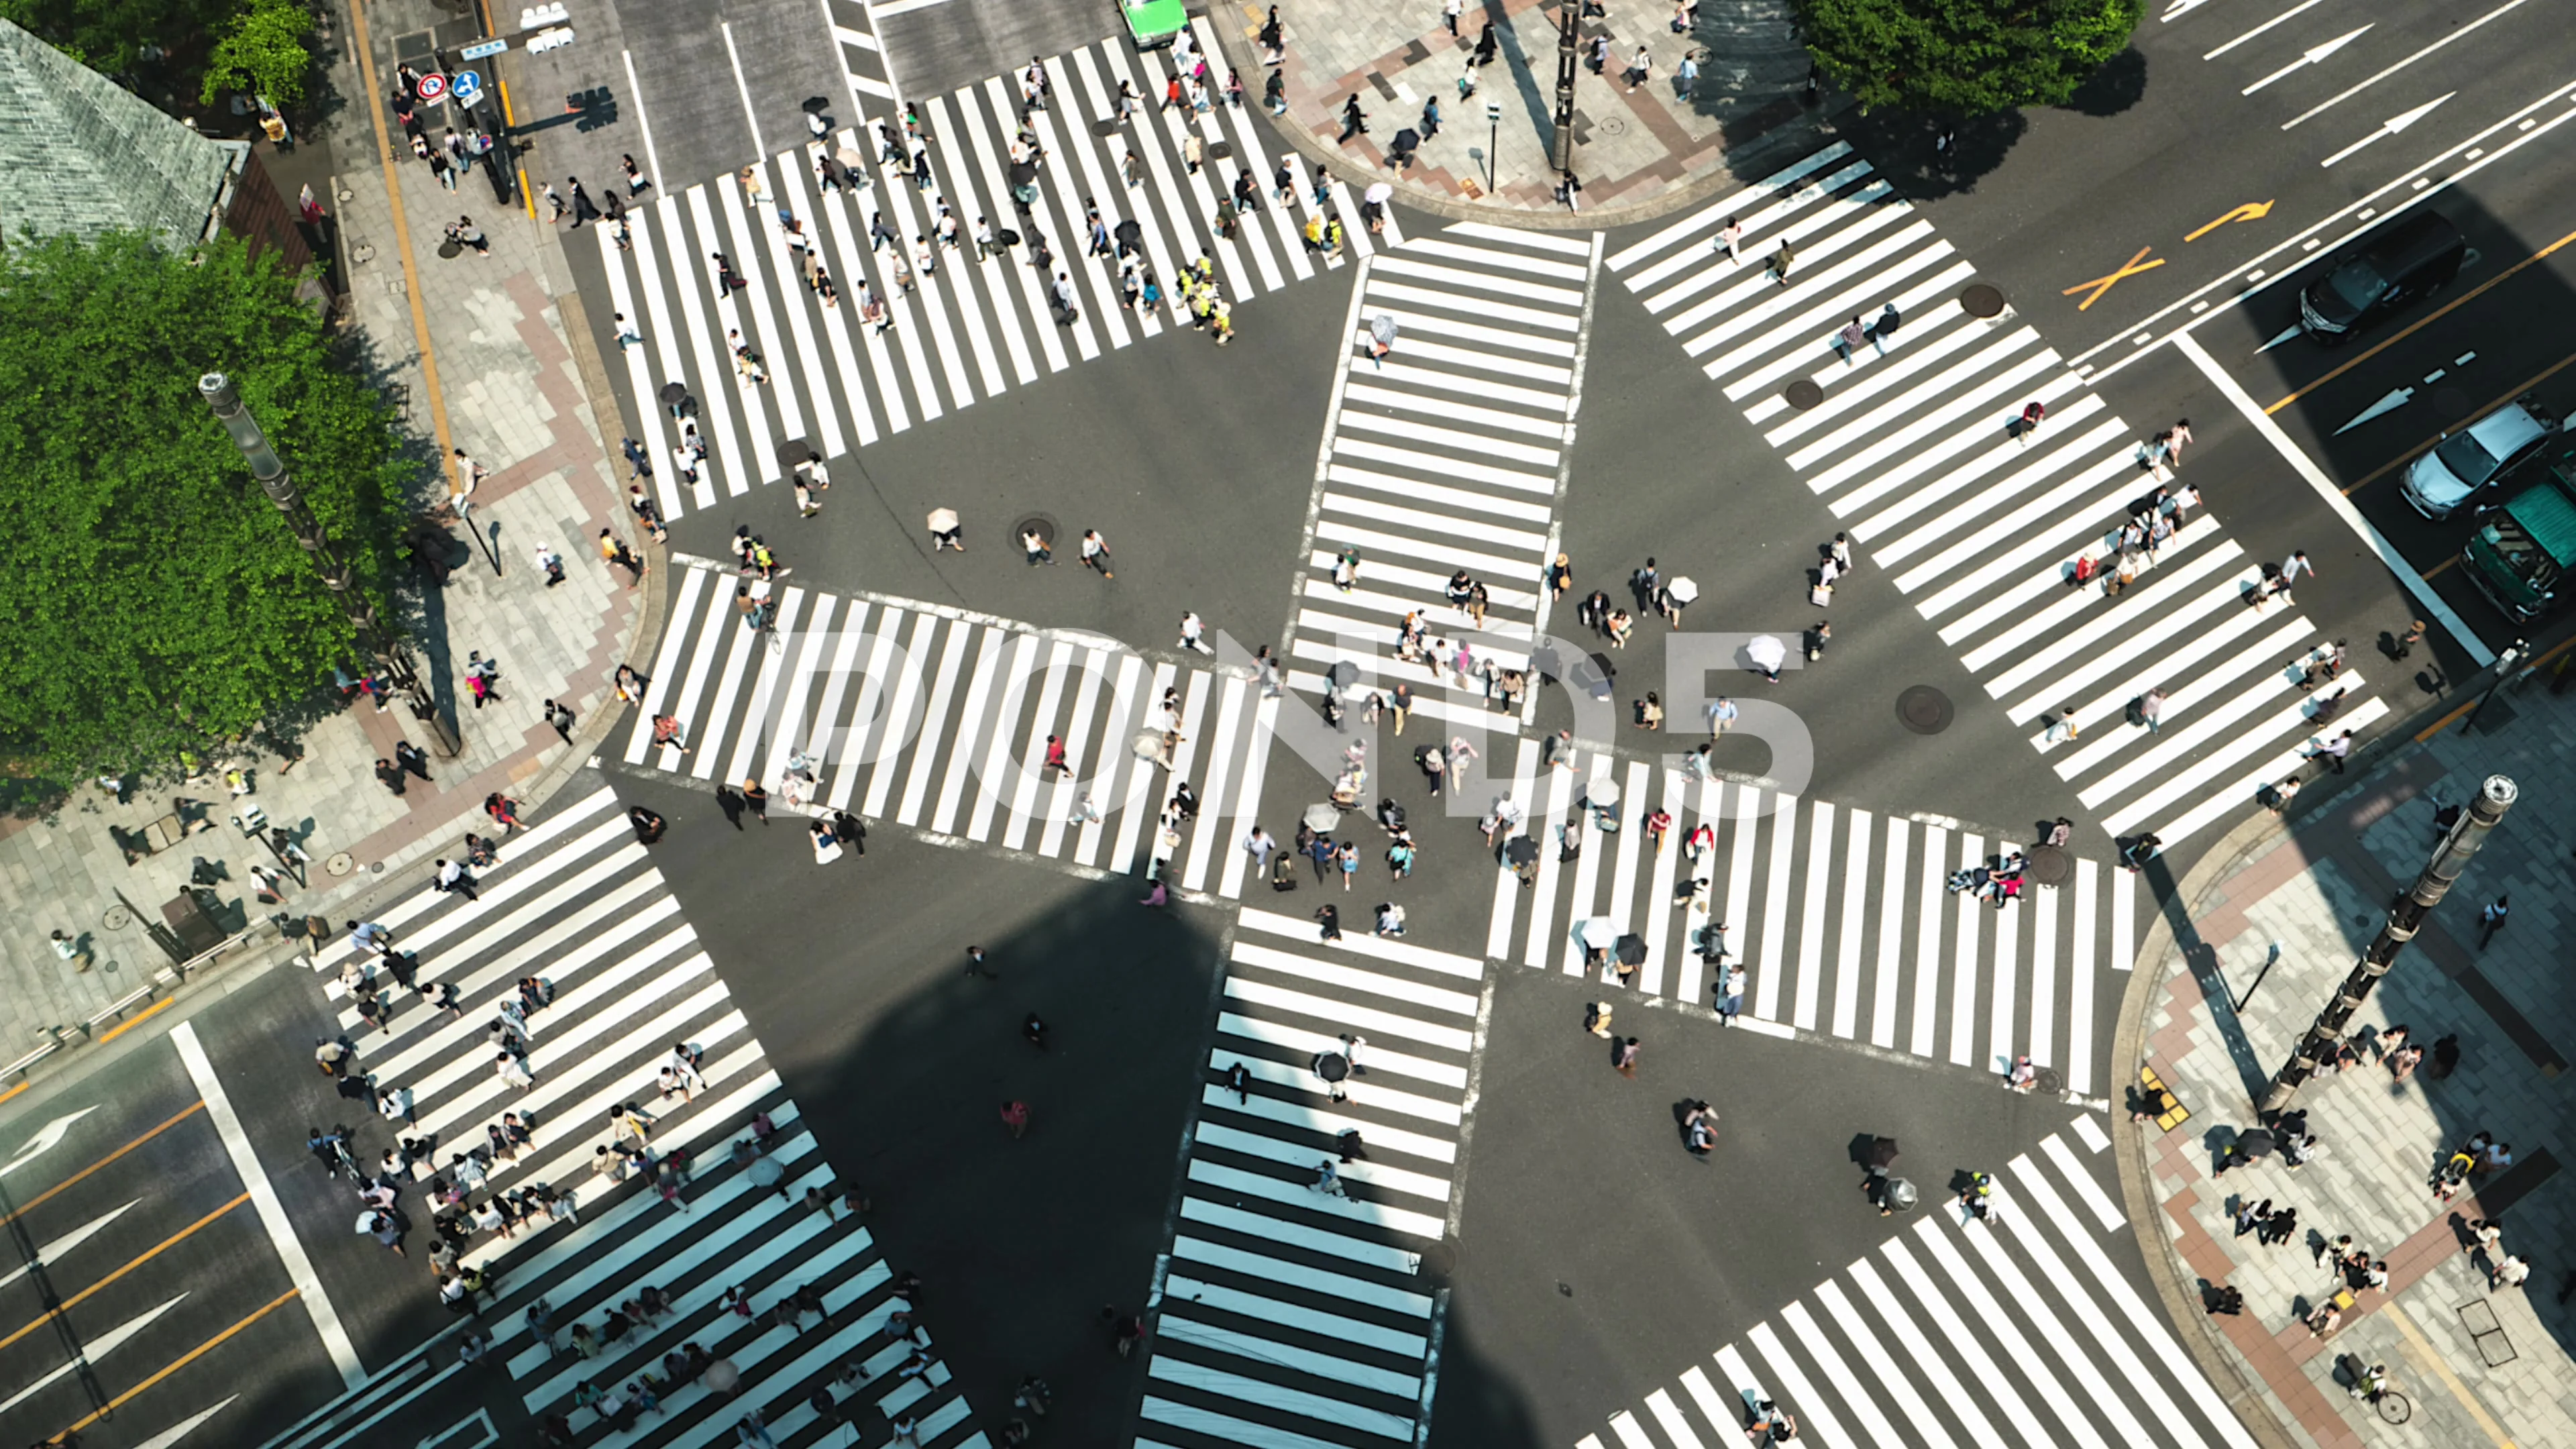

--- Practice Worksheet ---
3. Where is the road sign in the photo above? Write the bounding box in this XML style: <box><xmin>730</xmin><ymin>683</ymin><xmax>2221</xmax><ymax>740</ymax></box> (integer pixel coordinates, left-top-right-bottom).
<box><xmin>415</xmin><ymin>70</ymin><xmax>447</xmax><ymax>102</ymax></box>
<box><xmin>451</xmin><ymin>70</ymin><xmax>484</xmax><ymax>107</ymax></box>
<box><xmin>458</xmin><ymin>38</ymin><xmax>508</xmax><ymax>61</ymax></box>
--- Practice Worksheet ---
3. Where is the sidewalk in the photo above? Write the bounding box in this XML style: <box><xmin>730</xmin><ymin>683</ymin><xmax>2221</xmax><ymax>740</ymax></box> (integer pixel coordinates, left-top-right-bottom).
<box><xmin>2118</xmin><ymin>682</ymin><xmax>2576</xmax><ymax>1449</ymax></box>
<box><xmin>0</xmin><ymin>0</ymin><xmax>651</xmax><ymax>1081</ymax></box>
<box><xmin>1240</xmin><ymin>0</ymin><xmax>1823</xmax><ymax>221</ymax></box>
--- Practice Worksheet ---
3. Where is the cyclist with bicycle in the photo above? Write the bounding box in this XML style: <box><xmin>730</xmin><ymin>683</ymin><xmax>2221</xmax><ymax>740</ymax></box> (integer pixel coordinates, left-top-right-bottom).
<box><xmin>2349</xmin><ymin>1362</ymin><xmax>2391</xmax><ymax>1402</ymax></box>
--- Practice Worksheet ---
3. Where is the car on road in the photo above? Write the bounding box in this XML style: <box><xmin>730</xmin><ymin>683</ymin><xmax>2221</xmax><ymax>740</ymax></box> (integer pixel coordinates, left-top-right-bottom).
<box><xmin>2461</xmin><ymin>453</ymin><xmax>2576</xmax><ymax>622</ymax></box>
<box><xmin>2300</xmin><ymin>211</ymin><xmax>2466</xmax><ymax>345</ymax></box>
<box><xmin>1120</xmin><ymin>0</ymin><xmax>1189</xmax><ymax>48</ymax></box>
<box><xmin>2400</xmin><ymin>396</ymin><xmax>2559</xmax><ymax>519</ymax></box>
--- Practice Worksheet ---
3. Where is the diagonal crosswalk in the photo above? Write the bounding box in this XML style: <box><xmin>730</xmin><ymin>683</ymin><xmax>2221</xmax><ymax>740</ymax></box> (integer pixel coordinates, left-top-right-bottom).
<box><xmin>1578</xmin><ymin>1120</ymin><xmax>2258</xmax><ymax>1449</ymax></box>
<box><xmin>1607</xmin><ymin>144</ymin><xmax>2379</xmax><ymax>847</ymax></box>
<box><xmin>601</xmin><ymin>17</ymin><xmax>1398</xmax><ymax>521</ymax></box>
<box><xmin>621</xmin><ymin>566</ymin><xmax>1279</xmax><ymax>897</ymax></box>
<box><xmin>1132</xmin><ymin>910</ymin><xmax>1482</xmax><ymax>1449</ymax></box>
<box><xmin>307</xmin><ymin>786</ymin><xmax>987</xmax><ymax>1448</ymax></box>
<box><xmin>1481</xmin><ymin>741</ymin><xmax>2135</xmax><ymax>1095</ymax></box>
<box><xmin>1287</xmin><ymin>222</ymin><xmax>1598</xmax><ymax>739</ymax></box>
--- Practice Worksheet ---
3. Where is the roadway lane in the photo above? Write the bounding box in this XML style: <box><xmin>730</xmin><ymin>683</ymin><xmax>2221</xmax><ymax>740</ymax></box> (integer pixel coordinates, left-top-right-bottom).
<box><xmin>1835</xmin><ymin>0</ymin><xmax>2576</xmax><ymax>378</ymax></box>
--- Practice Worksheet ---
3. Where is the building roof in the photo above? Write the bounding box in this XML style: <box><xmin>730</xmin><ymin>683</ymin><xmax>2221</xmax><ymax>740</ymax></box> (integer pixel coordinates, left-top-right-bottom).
<box><xmin>0</xmin><ymin>19</ymin><xmax>238</xmax><ymax>250</ymax></box>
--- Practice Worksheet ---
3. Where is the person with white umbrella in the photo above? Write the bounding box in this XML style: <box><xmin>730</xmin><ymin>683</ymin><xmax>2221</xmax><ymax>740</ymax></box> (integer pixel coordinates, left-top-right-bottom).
<box><xmin>1746</xmin><ymin>635</ymin><xmax>1787</xmax><ymax>683</ymax></box>
<box><xmin>1660</xmin><ymin>576</ymin><xmax>1697</xmax><ymax>627</ymax></box>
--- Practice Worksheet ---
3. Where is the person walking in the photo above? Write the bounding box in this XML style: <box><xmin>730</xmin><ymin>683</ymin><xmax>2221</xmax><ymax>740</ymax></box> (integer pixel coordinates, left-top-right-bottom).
<box><xmin>1079</xmin><ymin>529</ymin><xmax>1114</xmax><ymax>579</ymax></box>
<box><xmin>2041</xmin><ymin>704</ymin><xmax>2080</xmax><ymax>745</ymax></box>
<box><xmin>1612</xmin><ymin>1036</ymin><xmax>1640</xmax><ymax>1078</ymax></box>
<box><xmin>1714</xmin><ymin>215</ymin><xmax>1742</xmax><ymax>263</ymax></box>
<box><xmin>1768</xmin><ymin>238</ymin><xmax>1794</xmax><ymax>287</ymax></box>
<box><xmin>1178</xmin><ymin>611</ymin><xmax>1212</xmax><ymax>654</ymax></box>
<box><xmin>2394</xmin><ymin>618</ymin><xmax>2428</xmax><ymax>659</ymax></box>
<box><xmin>1242</xmin><ymin>828</ymin><xmax>1275</xmax><ymax>875</ymax></box>
<box><xmin>2277</xmin><ymin>549</ymin><xmax>2316</xmax><ymax>600</ymax></box>
<box><xmin>2477</xmin><ymin>894</ymin><xmax>2510</xmax><ymax>949</ymax></box>
<box><xmin>1338</xmin><ymin>95</ymin><xmax>1367</xmax><ymax>143</ymax></box>
<box><xmin>1715</xmin><ymin>963</ymin><xmax>1746</xmax><ymax>1025</ymax></box>
<box><xmin>2018</xmin><ymin>399</ymin><xmax>2047</xmax><ymax>443</ymax></box>
<box><xmin>1868</xmin><ymin>302</ymin><xmax>1900</xmax><ymax>354</ymax></box>
<box><xmin>1707</xmin><ymin>696</ymin><xmax>1737</xmax><ymax>739</ymax></box>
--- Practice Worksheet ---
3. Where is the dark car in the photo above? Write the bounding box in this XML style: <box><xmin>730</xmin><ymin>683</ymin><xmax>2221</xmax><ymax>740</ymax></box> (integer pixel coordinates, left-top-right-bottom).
<box><xmin>2300</xmin><ymin>211</ymin><xmax>2466</xmax><ymax>345</ymax></box>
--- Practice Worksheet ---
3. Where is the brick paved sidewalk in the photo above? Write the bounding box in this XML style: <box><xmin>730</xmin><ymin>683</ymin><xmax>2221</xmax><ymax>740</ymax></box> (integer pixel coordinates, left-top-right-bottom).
<box><xmin>0</xmin><ymin>0</ymin><xmax>652</xmax><ymax>1086</ymax></box>
<box><xmin>2116</xmin><ymin>682</ymin><xmax>2576</xmax><ymax>1449</ymax></box>
<box><xmin>1237</xmin><ymin>0</ymin><xmax>1825</xmax><ymax>221</ymax></box>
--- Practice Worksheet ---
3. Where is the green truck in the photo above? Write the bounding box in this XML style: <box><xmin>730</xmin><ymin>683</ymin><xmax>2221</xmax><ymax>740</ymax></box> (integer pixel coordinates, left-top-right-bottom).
<box><xmin>2461</xmin><ymin>452</ymin><xmax>2576</xmax><ymax>623</ymax></box>
<box><xmin>1119</xmin><ymin>0</ymin><xmax>1190</xmax><ymax>48</ymax></box>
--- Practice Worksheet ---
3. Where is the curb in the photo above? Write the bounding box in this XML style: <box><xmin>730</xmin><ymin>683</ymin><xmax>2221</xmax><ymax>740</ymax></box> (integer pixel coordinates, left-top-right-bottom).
<box><xmin>1210</xmin><ymin>18</ymin><xmax>1851</xmax><ymax>233</ymax></box>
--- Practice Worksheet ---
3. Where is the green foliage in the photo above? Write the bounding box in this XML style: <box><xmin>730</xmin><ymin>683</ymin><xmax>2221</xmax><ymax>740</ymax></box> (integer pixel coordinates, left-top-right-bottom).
<box><xmin>1794</xmin><ymin>0</ymin><xmax>2147</xmax><ymax>115</ymax></box>
<box><xmin>0</xmin><ymin>0</ymin><xmax>243</xmax><ymax>84</ymax></box>
<box><xmin>0</xmin><ymin>231</ymin><xmax>413</xmax><ymax>788</ymax></box>
<box><xmin>200</xmin><ymin>0</ymin><xmax>309</xmax><ymax>107</ymax></box>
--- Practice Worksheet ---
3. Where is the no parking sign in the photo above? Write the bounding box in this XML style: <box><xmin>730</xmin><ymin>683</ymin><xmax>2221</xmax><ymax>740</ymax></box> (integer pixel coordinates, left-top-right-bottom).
<box><xmin>415</xmin><ymin>70</ymin><xmax>448</xmax><ymax>103</ymax></box>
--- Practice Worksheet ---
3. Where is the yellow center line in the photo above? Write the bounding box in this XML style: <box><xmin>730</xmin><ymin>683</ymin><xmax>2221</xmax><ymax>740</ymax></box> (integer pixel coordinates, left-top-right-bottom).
<box><xmin>2383</xmin><ymin>1300</ymin><xmax>2518</xmax><ymax>1448</ymax></box>
<box><xmin>2268</xmin><ymin>219</ymin><xmax>2576</xmax><ymax>415</ymax></box>
<box><xmin>0</xmin><ymin>1193</ymin><xmax>252</xmax><ymax>1354</ymax></box>
<box><xmin>2</xmin><ymin>1102</ymin><xmax>207</xmax><ymax>1229</ymax></box>
<box><xmin>43</xmin><ymin>1288</ymin><xmax>300</xmax><ymax>1444</ymax></box>
<box><xmin>346</xmin><ymin>0</ymin><xmax>458</xmax><ymax>480</ymax></box>
<box><xmin>95</xmin><ymin>996</ymin><xmax>175</xmax><ymax>1044</ymax></box>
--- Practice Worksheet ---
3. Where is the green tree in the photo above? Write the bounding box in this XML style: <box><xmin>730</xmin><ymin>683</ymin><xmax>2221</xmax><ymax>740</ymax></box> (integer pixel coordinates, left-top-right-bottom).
<box><xmin>0</xmin><ymin>231</ymin><xmax>413</xmax><ymax>790</ymax></box>
<box><xmin>1794</xmin><ymin>0</ymin><xmax>2146</xmax><ymax>115</ymax></box>
<box><xmin>0</xmin><ymin>0</ymin><xmax>242</xmax><ymax>85</ymax></box>
<box><xmin>199</xmin><ymin>0</ymin><xmax>309</xmax><ymax>107</ymax></box>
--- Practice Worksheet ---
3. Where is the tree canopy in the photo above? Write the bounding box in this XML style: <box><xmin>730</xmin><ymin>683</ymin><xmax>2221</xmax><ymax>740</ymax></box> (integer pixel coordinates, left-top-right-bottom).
<box><xmin>1794</xmin><ymin>0</ymin><xmax>2146</xmax><ymax>115</ymax></box>
<box><xmin>201</xmin><ymin>0</ymin><xmax>311</xmax><ymax>107</ymax></box>
<box><xmin>0</xmin><ymin>231</ymin><xmax>413</xmax><ymax>790</ymax></box>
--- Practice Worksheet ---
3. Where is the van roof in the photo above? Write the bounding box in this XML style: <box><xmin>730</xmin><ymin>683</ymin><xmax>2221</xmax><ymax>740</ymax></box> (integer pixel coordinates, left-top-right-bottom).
<box><xmin>2360</xmin><ymin>211</ymin><xmax>2464</xmax><ymax>273</ymax></box>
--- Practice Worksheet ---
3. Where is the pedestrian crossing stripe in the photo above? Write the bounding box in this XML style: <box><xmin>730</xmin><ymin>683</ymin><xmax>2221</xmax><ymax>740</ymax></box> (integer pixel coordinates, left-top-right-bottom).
<box><xmin>1608</xmin><ymin>146</ymin><xmax>2359</xmax><ymax>848</ymax></box>
<box><xmin>602</xmin><ymin>17</ymin><xmax>1400</xmax><ymax>522</ymax></box>
<box><xmin>1577</xmin><ymin>1129</ymin><xmax>2259</xmax><ymax>1449</ymax></box>
<box><xmin>620</xmin><ymin>570</ymin><xmax>1278</xmax><ymax>898</ymax></box>
<box><xmin>1482</xmin><ymin>743</ymin><xmax>2133</xmax><ymax>1093</ymax></box>
<box><xmin>1285</xmin><ymin>223</ymin><xmax>1597</xmax><ymax>753</ymax></box>
<box><xmin>301</xmin><ymin>786</ymin><xmax>987</xmax><ymax>1448</ymax></box>
<box><xmin>1130</xmin><ymin>910</ymin><xmax>1482</xmax><ymax>1449</ymax></box>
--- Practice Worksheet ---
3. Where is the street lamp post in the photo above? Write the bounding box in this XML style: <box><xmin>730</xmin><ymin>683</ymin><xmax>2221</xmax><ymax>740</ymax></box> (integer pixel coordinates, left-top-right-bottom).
<box><xmin>2470</xmin><ymin>638</ymin><xmax>2528</xmax><ymax>733</ymax></box>
<box><xmin>1485</xmin><ymin>99</ymin><xmax>1502</xmax><ymax>193</ymax></box>
<box><xmin>198</xmin><ymin>372</ymin><xmax>460</xmax><ymax>755</ymax></box>
<box><xmin>2259</xmin><ymin>773</ymin><xmax>2516</xmax><ymax>1113</ymax></box>
<box><xmin>1549</xmin><ymin>3</ymin><xmax>1578</xmax><ymax>175</ymax></box>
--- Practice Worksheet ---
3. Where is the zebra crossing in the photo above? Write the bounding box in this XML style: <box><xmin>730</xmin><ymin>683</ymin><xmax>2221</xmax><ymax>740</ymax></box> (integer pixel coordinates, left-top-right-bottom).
<box><xmin>308</xmin><ymin>786</ymin><xmax>986</xmax><ymax>1448</ymax></box>
<box><xmin>1133</xmin><ymin>910</ymin><xmax>1482</xmax><ymax>1449</ymax></box>
<box><xmin>823</xmin><ymin>0</ymin><xmax>896</xmax><ymax>107</ymax></box>
<box><xmin>1482</xmin><ymin>741</ymin><xmax>2135</xmax><ymax>1095</ymax></box>
<box><xmin>1579</xmin><ymin>1120</ymin><xmax>2258</xmax><ymax>1449</ymax></box>
<box><xmin>621</xmin><ymin>564</ymin><xmax>1278</xmax><ymax>897</ymax></box>
<box><xmin>599</xmin><ymin>15</ymin><xmax>1397</xmax><ymax>521</ymax></box>
<box><xmin>1287</xmin><ymin>221</ymin><xmax>1597</xmax><ymax>737</ymax></box>
<box><xmin>1606</xmin><ymin>144</ymin><xmax>2383</xmax><ymax>847</ymax></box>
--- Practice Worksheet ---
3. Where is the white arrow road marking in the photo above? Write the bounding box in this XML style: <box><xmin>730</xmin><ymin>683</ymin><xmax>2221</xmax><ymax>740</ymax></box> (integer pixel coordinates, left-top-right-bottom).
<box><xmin>2245</xmin><ymin>25</ymin><xmax>2371</xmax><ymax>93</ymax></box>
<box><xmin>0</xmin><ymin>1106</ymin><xmax>103</xmax><ymax>1178</ymax></box>
<box><xmin>2322</xmin><ymin>93</ymin><xmax>2455</xmax><ymax>166</ymax></box>
<box><xmin>0</xmin><ymin>1199</ymin><xmax>140</xmax><ymax>1288</ymax></box>
<box><xmin>0</xmin><ymin>1294</ymin><xmax>186</xmax><ymax>1416</ymax></box>
<box><xmin>127</xmin><ymin>1396</ymin><xmax>238</xmax><ymax>1449</ymax></box>
<box><xmin>2208</xmin><ymin>0</ymin><xmax>2331</xmax><ymax>60</ymax></box>
<box><xmin>2337</xmin><ymin>386</ymin><xmax>2416</xmax><ymax>433</ymax></box>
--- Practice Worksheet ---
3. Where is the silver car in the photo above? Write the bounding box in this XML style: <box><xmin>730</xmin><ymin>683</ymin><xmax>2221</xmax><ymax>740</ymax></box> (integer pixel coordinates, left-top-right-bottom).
<box><xmin>2402</xmin><ymin>398</ymin><xmax>2559</xmax><ymax>519</ymax></box>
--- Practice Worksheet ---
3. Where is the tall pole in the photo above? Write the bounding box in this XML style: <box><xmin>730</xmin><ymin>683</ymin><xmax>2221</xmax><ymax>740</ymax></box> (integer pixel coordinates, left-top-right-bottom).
<box><xmin>1549</xmin><ymin>5</ymin><xmax>1578</xmax><ymax>174</ymax></box>
<box><xmin>199</xmin><ymin>373</ymin><xmax>460</xmax><ymax>755</ymax></box>
<box><xmin>2260</xmin><ymin>773</ymin><xmax>2516</xmax><ymax>1112</ymax></box>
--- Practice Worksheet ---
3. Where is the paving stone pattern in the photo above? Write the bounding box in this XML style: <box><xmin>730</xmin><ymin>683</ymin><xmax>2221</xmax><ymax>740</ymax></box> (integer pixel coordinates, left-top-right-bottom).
<box><xmin>2135</xmin><ymin>682</ymin><xmax>2576</xmax><ymax>1449</ymax></box>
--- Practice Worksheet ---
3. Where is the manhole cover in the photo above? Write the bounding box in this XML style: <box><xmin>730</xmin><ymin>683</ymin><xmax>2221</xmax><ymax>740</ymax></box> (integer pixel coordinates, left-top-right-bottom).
<box><xmin>1016</xmin><ymin>515</ymin><xmax>1057</xmax><ymax>547</ymax></box>
<box><xmin>1896</xmin><ymin>686</ymin><xmax>1953</xmax><ymax>735</ymax></box>
<box><xmin>1210</xmin><ymin>140</ymin><xmax>1234</xmax><ymax>162</ymax></box>
<box><xmin>1091</xmin><ymin>119</ymin><xmax>1121</xmax><ymax>139</ymax></box>
<box><xmin>370</xmin><ymin>860</ymin><xmax>386</xmax><ymax>873</ymax></box>
<box><xmin>103</xmin><ymin>904</ymin><xmax>132</xmax><ymax>932</ymax></box>
<box><xmin>1783</xmin><ymin>378</ymin><xmax>1825</xmax><ymax>411</ymax></box>
<box><xmin>1960</xmin><ymin>284</ymin><xmax>2006</xmax><ymax>319</ymax></box>
<box><xmin>327</xmin><ymin>851</ymin><xmax>356</xmax><ymax>877</ymax></box>
<box><xmin>2023</xmin><ymin>845</ymin><xmax>2073</xmax><ymax>887</ymax></box>
<box><xmin>1597</xmin><ymin>115</ymin><xmax>1627</xmax><ymax>138</ymax></box>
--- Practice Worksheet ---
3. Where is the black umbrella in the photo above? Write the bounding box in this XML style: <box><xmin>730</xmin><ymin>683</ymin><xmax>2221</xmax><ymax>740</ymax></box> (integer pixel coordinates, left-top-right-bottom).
<box><xmin>657</xmin><ymin>382</ymin><xmax>689</xmax><ymax>407</ymax></box>
<box><xmin>1312</xmin><ymin>1051</ymin><xmax>1349</xmax><ymax>1083</ymax></box>
<box><xmin>1009</xmin><ymin>160</ymin><xmax>1039</xmax><ymax>187</ymax></box>
<box><xmin>1504</xmin><ymin>837</ymin><xmax>1540</xmax><ymax>866</ymax></box>
<box><xmin>1615</xmin><ymin>933</ymin><xmax>1646</xmax><ymax>965</ymax></box>
<box><xmin>1391</xmin><ymin>126</ymin><xmax>1420</xmax><ymax>156</ymax></box>
<box><xmin>1530</xmin><ymin>644</ymin><xmax>1562</xmax><ymax>682</ymax></box>
<box><xmin>1328</xmin><ymin>661</ymin><xmax>1359</xmax><ymax>689</ymax></box>
<box><xmin>1866</xmin><ymin>1137</ymin><xmax>1900</xmax><ymax>1170</ymax></box>
<box><xmin>1114</xmin><ymin>218</ymin><xmax>1142</xmax><ymax>248</ymax></box>
<box><xmin>2232</xmin><ymin>1128</ymin><xmax>2278</xmax><ymax>1161</ymax></box>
